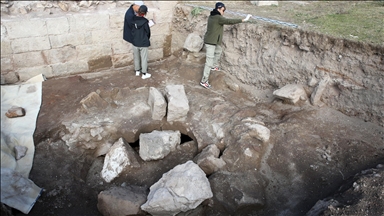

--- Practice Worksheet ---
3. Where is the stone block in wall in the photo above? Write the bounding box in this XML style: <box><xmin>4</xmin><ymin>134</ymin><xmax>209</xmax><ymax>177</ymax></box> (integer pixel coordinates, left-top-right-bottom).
<box><xmin>1</xmin><ymin>41</ymin><xmax>12</xmax><ymax>55</ymax></box>
<box><xmin>109</xmin><ymin>11</ymin><xmax>125</xmax><ymax>29</ymax></box>
<box><xmin>111</xmin><ymin>40</ymin><xmax>132</xmax><ymax>55</ymax></box>
<box><xmin>51</xmin><ymin>61</ymin><xmax>88</xmax><ymax>76</ymax></box>
<box><xmin>46</xmin><ymin>17</ymin><xmax>69</xmax><ymax>35</ymax></box>
<box><xmin>68</xmin><ymin>13</ymin><xmax>110</xmax><ymax>33</ymax></box>
<box><xmin>49</xmin><ymin>33</ymin><xmax>87</xmax><ymax>48</ymax></box>
<box><xmin>14</xmin><ymin>51</ymin><xmax>46</xmax><ymax>68</ymax></box>
<box><xmin>11</xmin><ymin>36</ymin><xmax>51</xmax><ymax>53</ymax></box>
<box><xmin>1</xmin><ymin>72</ymin><xmax>19</xmax><ymax>85</ymax></box>
<box><xmin>17</xmin><ymin>65</ymin><xmax>53</xmax><ymax>81</ymax></box>
<box><xmin>77</xmin><ymin>44</ymin><xmax>112</xmax><ymax>61</ymax></box>
<box><xmin>2</xmin><ymin>19</ymin><xmax>47</xmax><ymax>39</ymax></box>
<box><xmin>148</xmin><ymin>48</ymin><xmax>163</xmax><ymax>62</ymax></box>
<box><xmin>151</xmin><ymin>23</ymin><xmax>171</xmax><ymax>36</ymax></box>
<box><xmin>112</xmin><ymin>53</ymin><xmax>133</xmax><ymax>68</ymax></box>
<box><xmin>88</xmin><ymin>55</ymin><xmax>112</xmax><ymax>71</ymax></box>
<box><xmin>150</xmin><ymin>34</ymin><xmax>167</xmax><ymax>49</ymax></box>
<box><xmin>42</xmin><ymin>45</ymin><xmax>77</xmax><ymax>64</ymax></box>
<box><xmin>153</xmin><ymin>8</ymin><xmax>174</xmax><ymax>24</ymax></box>
<box><xmin>1</xmin><ymin>56</ymin><xmax>13</xmax><ymax>72</ymax></box>
<box><xmin>91</xmin><ymin>29</ymin><xmax>121</xmax><ymax>44</ymax></box>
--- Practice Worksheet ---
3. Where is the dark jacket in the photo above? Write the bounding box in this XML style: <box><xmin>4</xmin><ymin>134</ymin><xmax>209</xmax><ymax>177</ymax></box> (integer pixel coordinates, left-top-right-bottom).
<box><xmin>123</xmin><ymin>4</ymin><xmax>135</xmax><ymax>43</ymax></box>
<box><xmin>131</xmin><ymin>15</ymin><xmax>151</xmax><ymax>47</ymax></box>
<box><xmin>204</xmin><ymin>9</ymin><xmax>242</xmax><ymax>45</ymax></box>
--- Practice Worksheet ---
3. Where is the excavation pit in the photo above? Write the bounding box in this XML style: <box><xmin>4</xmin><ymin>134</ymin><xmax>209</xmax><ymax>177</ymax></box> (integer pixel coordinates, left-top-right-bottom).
<box><xmin>1</xmin><ymin>1</ymin><xmax>383</xmax><ymax>216</ymax></box>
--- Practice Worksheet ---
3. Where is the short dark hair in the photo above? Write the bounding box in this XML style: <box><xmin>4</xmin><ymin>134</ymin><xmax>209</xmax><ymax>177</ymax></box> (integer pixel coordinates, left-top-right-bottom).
<box><xmin>139</xmin><ymin>5</ymin><xmax>148</xmax><ymax>14</ymax></box>
<box><xmin>215</xmin><ymin>2</ymin><xmax>225</xmax><ymax>10</ymax></box>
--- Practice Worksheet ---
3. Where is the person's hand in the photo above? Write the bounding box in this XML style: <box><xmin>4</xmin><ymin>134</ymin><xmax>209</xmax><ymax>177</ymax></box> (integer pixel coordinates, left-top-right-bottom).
<box><xmin>243</xmin><ymin>14</ymin><xmax>252</xmax><ymax>22</ymax></box>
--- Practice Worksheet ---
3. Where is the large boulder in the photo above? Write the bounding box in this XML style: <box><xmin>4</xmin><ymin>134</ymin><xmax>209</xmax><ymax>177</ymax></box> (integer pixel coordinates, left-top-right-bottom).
<box><xmin>141</xmin><ymin>161</ymin><xmax>213</xmax><ymax>215</ymax></box>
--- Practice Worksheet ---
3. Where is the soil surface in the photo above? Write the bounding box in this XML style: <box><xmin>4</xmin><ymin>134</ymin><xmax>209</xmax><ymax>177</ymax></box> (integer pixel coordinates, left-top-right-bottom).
<box><xmin>1</xmin><ymin>1</ymin><xmax>383</xmax><ymax>216</ymax></box>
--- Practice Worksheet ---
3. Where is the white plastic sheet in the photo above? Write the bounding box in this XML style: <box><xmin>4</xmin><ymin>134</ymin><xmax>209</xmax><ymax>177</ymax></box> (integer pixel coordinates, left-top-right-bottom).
<box><xmin>1</xmin><ymin>75</ymin><xmax>44</xmax><ymax>214</ymax></box>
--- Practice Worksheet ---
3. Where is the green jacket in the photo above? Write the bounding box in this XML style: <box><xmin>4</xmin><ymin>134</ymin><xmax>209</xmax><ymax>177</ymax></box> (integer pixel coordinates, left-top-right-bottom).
<box><xmin>204</xmin><ymin>10</ymin><xmax>242</xmax><ymax>45</ymax></box>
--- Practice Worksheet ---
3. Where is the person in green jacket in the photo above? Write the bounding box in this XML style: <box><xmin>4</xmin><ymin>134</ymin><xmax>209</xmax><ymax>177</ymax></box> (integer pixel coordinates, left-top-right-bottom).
<box><xmin>200</xmin><ymin>2</ymin><xmax>252</xmax><ymax>89</ymax></box>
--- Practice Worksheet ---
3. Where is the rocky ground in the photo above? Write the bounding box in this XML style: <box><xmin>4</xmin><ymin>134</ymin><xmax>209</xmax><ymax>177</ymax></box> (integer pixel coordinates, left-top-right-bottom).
<box><xmin>1</xmin><ymin>1</ymin><xmax>383</xmax><ymax>216</ymax></box>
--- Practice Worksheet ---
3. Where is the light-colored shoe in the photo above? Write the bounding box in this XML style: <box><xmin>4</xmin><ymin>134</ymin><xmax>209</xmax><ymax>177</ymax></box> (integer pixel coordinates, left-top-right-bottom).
<box><xmin>135</xmin><ymin>71</ymin><xmax>140</xmax><ymax>76</ymax></box>
<box><xmin>211</xmin><ymin>66</ymin><xmax>220</xmax><ymax>71</ymax></box>
<box><xmin>142</xmin><ymin>73</ymin><xmax>151</xmax><ymax>79</ymax></box>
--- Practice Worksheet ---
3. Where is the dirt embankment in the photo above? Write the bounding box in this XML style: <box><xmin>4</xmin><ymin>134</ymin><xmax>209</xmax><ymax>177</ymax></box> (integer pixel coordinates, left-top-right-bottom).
<box><xmin>172</xmin><ymin>4</ymin><xmax>384</xmax><ymax>127</ymax></box>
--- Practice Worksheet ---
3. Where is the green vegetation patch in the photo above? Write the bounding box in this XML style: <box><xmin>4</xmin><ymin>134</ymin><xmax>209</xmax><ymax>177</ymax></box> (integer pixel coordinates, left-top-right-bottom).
<box><xmin>303</xmin><ymin>2</ymin><xmax>384</xmax><ymax>45</ymax></box>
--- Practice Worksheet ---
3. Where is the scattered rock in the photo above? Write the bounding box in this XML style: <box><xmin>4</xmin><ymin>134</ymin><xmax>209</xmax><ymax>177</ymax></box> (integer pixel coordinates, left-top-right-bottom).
<box><xmin>14</xmin><ymin>145</ymin><xmax>28</xmax><ymax>160</ymax></box>
<box><xmin>5</xmin><ymin>106</ymin><xmax>26</xmax><ymax>118</ymax></box>
<box><xmin>58</xmin><ymin>2</ymin><xmax>68</xmax><ymax>12</ymax></box>
<box><xmin>139</xmin><ymin>130</ymin><xmax>181</xmax><ymax>161</ymax></box>
<box><xmin>101</xmin><ymin>138</ymin><xmax>140</xmax><ymax>183</ymax></box>
<box><xmin>97</xmin><ymin>186</ymin><xmax>147</xmax><ymax>216</ymax></box>
<box><xmin>183</xmin><ymin>33</ymin><xmax>204</xmax><ymax>53</ymax></box>
<box><xmin>194</xmin><ymin>144</ymin><xmax>226</xmax><ymax>175</ymax></box>
<box><xmin>80</xmin><ymin>92</ymin><xmax>109</xmax><ymax>110</ymax></box>
<box><xmin>273</xmin><ymin>84</ymin><xmax>308</xmax><ymax>104</ymax></box>
<box><xmin>308</xmin><ymin>77</ymin><xmax>318</xmax><ymax>87</ymax></box>
<box><xmin>93</xmin><ymin>142</ymin><xmax>112</xmax><ymax>157</ymax></box>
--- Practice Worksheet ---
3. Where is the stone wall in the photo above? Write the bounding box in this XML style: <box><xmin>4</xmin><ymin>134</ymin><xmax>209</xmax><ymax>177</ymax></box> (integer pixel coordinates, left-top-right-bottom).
<box><xmin>0</xmin><ymin>1</ymin><xmax>178</xmax><ymax>83</ymax></box>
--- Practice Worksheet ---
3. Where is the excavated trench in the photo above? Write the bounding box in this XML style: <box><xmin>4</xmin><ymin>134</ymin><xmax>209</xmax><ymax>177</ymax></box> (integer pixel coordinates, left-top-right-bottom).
<box><xmin>3</xmin><ymin>3</ymin><xmax>383</xmax><ymax>216</ymax></box>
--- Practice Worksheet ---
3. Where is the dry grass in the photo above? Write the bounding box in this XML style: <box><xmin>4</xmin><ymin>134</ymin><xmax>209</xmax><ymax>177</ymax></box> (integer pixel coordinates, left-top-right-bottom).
<box><xmin>186</xmin><ymin>1</ymin><xmax>384</xmax><ymax>46</ymax></box>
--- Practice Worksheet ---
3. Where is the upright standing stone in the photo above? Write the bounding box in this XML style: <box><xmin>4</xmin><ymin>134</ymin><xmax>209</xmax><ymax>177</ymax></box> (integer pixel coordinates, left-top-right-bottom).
<box><xmin>148</xmin><ymin>87</ymin><xmax>167</xmax><ymax>121</ymax></box>
<box><xmin>311</xmin><ymin>76</ymin><xmax>330</xmax><ymax>106</ymax></box>
<box><xmin>165</xmin><ymin>85</ymin><xmax>189</xmax><ymax>122</ymax></box>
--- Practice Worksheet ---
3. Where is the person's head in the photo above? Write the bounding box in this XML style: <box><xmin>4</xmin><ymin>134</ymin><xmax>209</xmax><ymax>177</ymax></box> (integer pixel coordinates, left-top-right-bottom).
<box><xmin>137</xmin><ymin>5</ymin><xmax>148</xmax><ymax>16</ymax></box>
<box><xmin>215</xmin><ymin>2</ymin><xmax>226</xmax><ymax>15</ymax></box>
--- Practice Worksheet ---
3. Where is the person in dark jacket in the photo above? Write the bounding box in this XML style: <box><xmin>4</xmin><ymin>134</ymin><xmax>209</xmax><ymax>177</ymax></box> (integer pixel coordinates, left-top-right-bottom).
<box><xmin>123</xmin><ymin>1</ymin><xmax>143</xmax><ymax>44</ymax></box>
<box><xmin>200</xmin><ymin>2</ymin><xmax>252</xmax><ymax>89</ymax></box>
<box><xmin>132</xmin><ymin>5</ymin><xmax>151</xmax><ymax>79</ymax></box>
